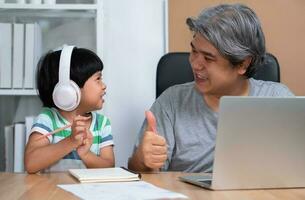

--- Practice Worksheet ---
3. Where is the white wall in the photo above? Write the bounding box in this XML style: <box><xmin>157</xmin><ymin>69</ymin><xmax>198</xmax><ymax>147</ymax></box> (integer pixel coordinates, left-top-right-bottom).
<box><xmin>102</xmin><ymin>0</ymin><xmax>166</xmax><ymax>167</ymax></box>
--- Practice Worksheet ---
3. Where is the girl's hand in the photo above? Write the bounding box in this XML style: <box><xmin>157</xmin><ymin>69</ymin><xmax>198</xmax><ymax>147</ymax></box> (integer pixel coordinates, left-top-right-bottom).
<box><xmin>77</xmin><ymin>128</ymin><xmax>93</xmax><ymax>157</ymax></box>
<box><xmin>70</xmin><ymin>115</ymin><xmax>91</xmax><ymax>148</ymax></box>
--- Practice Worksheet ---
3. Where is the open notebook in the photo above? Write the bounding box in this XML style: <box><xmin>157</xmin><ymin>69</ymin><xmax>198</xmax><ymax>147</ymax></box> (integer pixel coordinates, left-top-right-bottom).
<box><xmin>69</xmin><ymin>167</ymin><xmax>141</xmax><ymax>183</ymax></box>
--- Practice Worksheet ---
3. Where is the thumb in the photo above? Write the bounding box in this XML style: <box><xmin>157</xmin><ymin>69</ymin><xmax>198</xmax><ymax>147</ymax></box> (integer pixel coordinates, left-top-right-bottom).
<box><xmin>145</xmin><ymin>110</ymin><xmax>157</xmax><ymax>133</ymax></box>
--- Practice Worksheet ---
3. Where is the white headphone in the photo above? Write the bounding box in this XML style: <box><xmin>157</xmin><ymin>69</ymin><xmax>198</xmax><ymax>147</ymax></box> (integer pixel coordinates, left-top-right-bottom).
<box><xmin>52</xmin><ymin>45</ymin><xmax>81</xmax><ymax>111</ymax></box>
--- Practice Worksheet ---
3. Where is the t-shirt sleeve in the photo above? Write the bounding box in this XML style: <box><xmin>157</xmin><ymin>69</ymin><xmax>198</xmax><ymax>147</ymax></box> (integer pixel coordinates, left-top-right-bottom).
<box><xmin>99</xmin><ymin>116</ymin><xmax>114</xmax><ymax>149</ymax></box>
<box><xmin>272</xmin><ymin>83</ymin><xmax>295</xmax><ymax>96</ymax></box>
<box><xmin>30</xmin><ymin>111</ymin><xmax>54</xmax><ymax>142</ymax></box>
<box><xmin>250</xmin><ymin>79</ymin><xmax>295</xmax><ymax>97</ymax></box>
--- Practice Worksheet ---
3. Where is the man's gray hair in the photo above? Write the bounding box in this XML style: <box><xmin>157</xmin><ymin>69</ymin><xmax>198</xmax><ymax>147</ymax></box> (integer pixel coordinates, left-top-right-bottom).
<box><xmin>187</xmin><ymin>4</ymin><xmax>266</xmax><ymax>77</ymax></box>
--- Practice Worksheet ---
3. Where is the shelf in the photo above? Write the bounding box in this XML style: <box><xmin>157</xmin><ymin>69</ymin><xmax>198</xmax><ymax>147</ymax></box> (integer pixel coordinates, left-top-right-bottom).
<box><xmin>0</xmin><ymin>3</ymin><xmax>98</xmax><ymax>18</ymax></box>
<box><xmin>0</xmin><ymin>2</ymin><xmax>101</xmax><ymax>97</ymax></box>
<box><xmin>0</xmin><ymin>89</ymin><xmax>38</xmax><ymax>96</ymax></box>
<box><xmin>0</xmin><ymin>3</ymin><xmax>97</xmax><ymax>10</ymax></box>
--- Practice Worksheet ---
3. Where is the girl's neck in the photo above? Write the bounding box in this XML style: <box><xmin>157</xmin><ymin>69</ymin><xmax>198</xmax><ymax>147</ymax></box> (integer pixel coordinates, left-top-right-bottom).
<box><xmin>58</xmin><ymin>108</ymin><xmax>90</xmax><ymax>123</ymax></box>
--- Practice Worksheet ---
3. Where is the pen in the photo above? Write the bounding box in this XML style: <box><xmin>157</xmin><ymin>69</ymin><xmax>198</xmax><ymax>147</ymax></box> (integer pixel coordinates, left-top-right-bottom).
<box><xmin>36</xmin><ymin>124</ymin><xmax>72</xmax><ymax>140</ymax></box>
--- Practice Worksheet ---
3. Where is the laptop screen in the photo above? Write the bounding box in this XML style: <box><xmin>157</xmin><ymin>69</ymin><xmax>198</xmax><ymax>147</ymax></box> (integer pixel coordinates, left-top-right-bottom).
<box><xmin>211</xmin><ymin>96</ymin><xmax>305</xmax><ymax>190</ymax></box>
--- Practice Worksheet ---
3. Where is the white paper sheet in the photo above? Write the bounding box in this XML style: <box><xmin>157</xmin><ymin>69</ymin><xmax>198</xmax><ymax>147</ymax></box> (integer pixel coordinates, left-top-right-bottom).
<box><xmin>58</xmin><ymin>181</ymin><xmax>188</xmax><ymax>200</ymax></box>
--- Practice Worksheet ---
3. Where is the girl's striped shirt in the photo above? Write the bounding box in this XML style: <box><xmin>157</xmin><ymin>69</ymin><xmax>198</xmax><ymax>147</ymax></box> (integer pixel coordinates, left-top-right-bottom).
<box><xmin>30</xmin><ymin>107</ymin><xmax>114</xmax><ymax>172</ymax></box>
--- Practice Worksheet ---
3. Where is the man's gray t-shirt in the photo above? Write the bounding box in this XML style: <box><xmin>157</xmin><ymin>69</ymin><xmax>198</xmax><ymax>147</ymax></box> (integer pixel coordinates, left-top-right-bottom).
<box><xmin>135</xmin><ymin>78</ymin><xmax>294</xmax><ymax>172</ymax></box>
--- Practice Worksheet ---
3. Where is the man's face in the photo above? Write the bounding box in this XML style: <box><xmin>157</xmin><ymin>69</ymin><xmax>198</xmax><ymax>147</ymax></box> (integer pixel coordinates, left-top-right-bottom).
<box><xmin>189</xmin><ymin>33</ymin><xmax>246</xmax><ymax>97</ymax></box>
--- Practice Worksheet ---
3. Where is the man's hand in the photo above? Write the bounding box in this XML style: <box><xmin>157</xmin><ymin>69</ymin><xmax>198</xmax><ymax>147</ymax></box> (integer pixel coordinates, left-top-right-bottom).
<box><xmin>137</xmin><ymin>111</ymin><xmax>167</xmax><ymax>169</ymax></box>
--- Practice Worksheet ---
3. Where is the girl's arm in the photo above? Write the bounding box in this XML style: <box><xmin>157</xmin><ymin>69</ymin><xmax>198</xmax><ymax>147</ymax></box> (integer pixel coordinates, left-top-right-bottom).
<box><xmin>24</xmin><ymin>132</ymin><xmax>81</xmax><ymax>174</ymax></box>
<box><xmin>79</xmin><ymin>145</ymin><xmax>115</xmax><ymax>168</ymax></box>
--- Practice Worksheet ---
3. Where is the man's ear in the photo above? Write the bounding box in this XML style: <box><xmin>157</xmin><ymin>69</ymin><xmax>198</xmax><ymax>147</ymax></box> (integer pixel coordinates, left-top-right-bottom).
<box><xmin>238</xmin><ymin>56</ymin><xmax>252</xmax><ymax>75</ymax></box>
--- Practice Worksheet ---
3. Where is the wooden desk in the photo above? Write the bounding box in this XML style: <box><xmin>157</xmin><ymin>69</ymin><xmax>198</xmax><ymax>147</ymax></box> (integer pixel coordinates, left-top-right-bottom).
<box><xmin>0</xmin><ymin>171</ymin><xmax>305</xmax><ymax>200</ymax></box>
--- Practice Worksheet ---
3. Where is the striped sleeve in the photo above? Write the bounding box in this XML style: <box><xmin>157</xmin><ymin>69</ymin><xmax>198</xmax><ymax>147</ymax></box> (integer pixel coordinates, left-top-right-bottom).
<box><xmin>30</xmin><ymin>108</ymin><xmax>54</xmax><ymax>142</ymax></box>
<box><xmin>98</xmin><ymin>115</ymin><xmax>114</xmax><ymax>149</ymax></box>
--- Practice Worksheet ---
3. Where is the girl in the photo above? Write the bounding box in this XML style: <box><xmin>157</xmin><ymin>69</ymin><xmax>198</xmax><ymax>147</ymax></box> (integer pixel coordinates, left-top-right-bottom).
<box><xmin>25</xmin><ymin>45</ymin><xmax>114</xmax><ymax>173</ymax></box>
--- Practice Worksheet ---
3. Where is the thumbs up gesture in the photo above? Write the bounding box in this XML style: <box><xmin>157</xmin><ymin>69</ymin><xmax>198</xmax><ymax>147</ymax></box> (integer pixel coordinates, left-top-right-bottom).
<box><xmin>138</xmin><ymin>111</ymin><xmax>168</xmax><ymax>169</ymax></box>
<box><xmin>145</xmin><ymin>110</ymin><xmax>157</xmax><ymax>132</ymax></box>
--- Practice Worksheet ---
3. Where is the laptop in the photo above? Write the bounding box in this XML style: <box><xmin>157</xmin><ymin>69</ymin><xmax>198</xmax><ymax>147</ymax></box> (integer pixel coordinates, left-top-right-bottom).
<box><xmin>180</xmin><ymin>96</ymin><xmax>305</xmax><ymax>190</ymax></box>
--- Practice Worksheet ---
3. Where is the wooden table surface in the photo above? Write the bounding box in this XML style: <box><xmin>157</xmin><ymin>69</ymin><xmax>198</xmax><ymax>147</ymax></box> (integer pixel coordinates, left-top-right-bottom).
<box><xmin>1</xmin><ymin>171</ymin><xmax>305</xmax><ymax>200</ymax></box>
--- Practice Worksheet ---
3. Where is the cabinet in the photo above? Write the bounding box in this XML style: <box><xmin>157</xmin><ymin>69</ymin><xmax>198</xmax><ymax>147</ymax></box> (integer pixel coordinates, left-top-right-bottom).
<box><xmin>0</xmin><ymin>1</ymin><xmax>103</xmax><ymax>171</ymax></box>
<box><xmin>0</xmin><ymin>1</ymin><xmax>103</xmax><ymax>95</ymax></box>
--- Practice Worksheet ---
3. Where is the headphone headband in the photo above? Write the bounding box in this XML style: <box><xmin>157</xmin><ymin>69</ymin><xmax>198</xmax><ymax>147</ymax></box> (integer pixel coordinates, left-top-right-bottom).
<box><xmin>58</xmin><ymin>45</ymin><xmax>74</xmax><ymax>84</ymax></box>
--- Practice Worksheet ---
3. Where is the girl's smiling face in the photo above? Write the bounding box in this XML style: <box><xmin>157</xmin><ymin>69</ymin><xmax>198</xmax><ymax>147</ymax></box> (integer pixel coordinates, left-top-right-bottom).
<box><xmin>80</xmin><ymin>71</ymin><xmax>106</xmax><ymax>111</ymax></box>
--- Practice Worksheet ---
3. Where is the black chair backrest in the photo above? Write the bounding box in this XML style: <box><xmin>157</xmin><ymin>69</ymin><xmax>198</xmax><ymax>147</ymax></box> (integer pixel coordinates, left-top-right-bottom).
<box><xmin>156</xmin><ymin>52</ymin><xmax>280</xmax><ymax>98</ymax></box>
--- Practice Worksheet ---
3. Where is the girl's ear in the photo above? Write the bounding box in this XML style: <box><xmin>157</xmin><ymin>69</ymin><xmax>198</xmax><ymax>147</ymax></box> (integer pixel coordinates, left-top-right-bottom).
<box><xmin>238</xmin><ymin>56</ymin><xmax>252</xmax><ymax>75</ymax></box>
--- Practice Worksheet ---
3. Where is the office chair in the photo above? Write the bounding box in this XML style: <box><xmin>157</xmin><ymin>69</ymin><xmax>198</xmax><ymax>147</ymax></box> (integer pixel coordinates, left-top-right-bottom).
<box><xmin>156</xmin><ymin>52</ymin><xmax>280</xmax><ymax>98</ymax></box>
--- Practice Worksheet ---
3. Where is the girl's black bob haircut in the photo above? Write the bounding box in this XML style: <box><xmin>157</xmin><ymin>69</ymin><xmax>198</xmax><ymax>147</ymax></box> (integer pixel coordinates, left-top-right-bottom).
<box><xmin>36</xmin><ymin>47</ymin><xmax>103</xmax><ymax>108</ymax></box>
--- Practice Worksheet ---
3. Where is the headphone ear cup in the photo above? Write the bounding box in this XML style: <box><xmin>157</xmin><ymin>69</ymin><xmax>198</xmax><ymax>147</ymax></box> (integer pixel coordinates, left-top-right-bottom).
<box><xmin>70</xmin><ymin>80</ymin><xmax>81</xmax><ymax>107</ymax></box>
<box><xmin>52</xmin><ymin>80</ymin><xmax>81</xmax><ymax>111</ymax></box>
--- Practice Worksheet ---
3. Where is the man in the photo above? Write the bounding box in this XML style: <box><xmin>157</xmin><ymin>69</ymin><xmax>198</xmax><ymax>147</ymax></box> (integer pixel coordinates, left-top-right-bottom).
<box><xmin>128</xmin><ymin>4</ymin><xmax>294</xmax><ymax>172</ymax></box>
